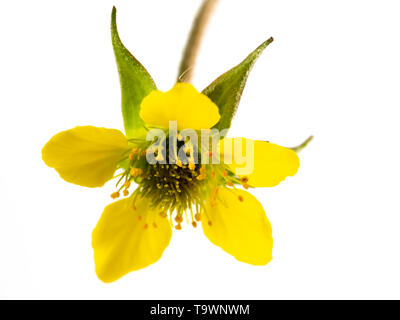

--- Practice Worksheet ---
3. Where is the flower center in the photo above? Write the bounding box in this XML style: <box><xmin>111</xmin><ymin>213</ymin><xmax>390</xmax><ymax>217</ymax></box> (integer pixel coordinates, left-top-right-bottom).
<box><xmin>110</xmin><ymin>138</ymin><xmax>247</xmax><ymax>230</ymax></box>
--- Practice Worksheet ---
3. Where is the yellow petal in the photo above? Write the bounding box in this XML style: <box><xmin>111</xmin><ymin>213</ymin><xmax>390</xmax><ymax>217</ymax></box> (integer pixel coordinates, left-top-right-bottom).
<box><xmin>220</xmin><ymin>137</ymin><xmax>300</xmax><ymax>187</ymax></box>
<box><xmin>42</xmin><ymin>126</ymin><xmax>129</xmax><ymax>187</ymax></box>
<box><xmin>202</xmin><ymin>187</ymin><xmax>273</xmax><ymax>265</ymax></box>
<box><xmin>92</xmin><ymin>197</ymin><xmax>172</xmax><ymax>283</ymax></box>
<box><xmin>139</xmin><ymin>83</ymin><xmax>220</xmax><ymax>130</ymax></box>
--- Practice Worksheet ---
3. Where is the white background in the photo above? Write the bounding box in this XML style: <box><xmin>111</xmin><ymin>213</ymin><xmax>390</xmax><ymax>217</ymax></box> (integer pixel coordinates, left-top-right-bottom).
<box><xmin>1</xmin><ymin>0</ymin><xmax>400</xmax><ymax>299</ymax></box>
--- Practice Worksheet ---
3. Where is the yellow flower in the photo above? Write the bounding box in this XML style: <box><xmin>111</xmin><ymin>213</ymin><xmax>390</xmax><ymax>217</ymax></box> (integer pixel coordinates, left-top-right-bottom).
<box><xmin>42</xmin><ymin>83</ymin><xmax>300</xmax><ymax>283</ymax></box>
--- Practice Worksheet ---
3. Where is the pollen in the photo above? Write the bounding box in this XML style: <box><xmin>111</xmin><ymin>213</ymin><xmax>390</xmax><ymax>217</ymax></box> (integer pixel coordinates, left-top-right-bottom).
<box><xmin>111</xmin><ymin>192</ymin><xmax>120</xmax><ymax>199</ymax></box>
<box><xmin>130</xmin><ymin>167</ymin><xmax>143</xmax><ymax>177</ymax></box>
<box><xmin>175</xmin><ymin>224</ymin><xmax>182</xmax><ymax>230</ymax></box>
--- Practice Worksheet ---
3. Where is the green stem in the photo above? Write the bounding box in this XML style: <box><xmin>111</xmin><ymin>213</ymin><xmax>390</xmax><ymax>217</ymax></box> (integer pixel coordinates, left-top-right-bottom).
<box><xmin>290</xmin><ymin>135</ymin><xmax>314</xmax><ymax>153</ymax></box>
<box><xmin>177</xmin><ymin>0</ymin><xmax>220</xmax><ymax>83</ymax></box>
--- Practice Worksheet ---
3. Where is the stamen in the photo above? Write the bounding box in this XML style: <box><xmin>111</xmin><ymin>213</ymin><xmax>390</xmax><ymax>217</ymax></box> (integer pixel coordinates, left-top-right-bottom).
<box><xmin>194</xmin><ymin>213</ymin><xmax>201</xmax><ymax>221</ymax></box>
<box><xmin>111</xmin><ymin>192</ymin><xmax>120</xmax><ymax>199</ymax></box>
<box><xmin>192</xmin><ymin>221</ymin><xmax>197</xmax><ymax>228</ymax></box>
<box><xmin>123</xmin><ymin>189</ymin><xmax>129</xmax><ymax>196</ymax></box>
<box><xmin>130</xmin><ymin>168</ymin><xmax>143</xmax><ymax>177</ymax></box>
<box><xmin>175</xmin><ymin>224</ymin><xmax>182</xmax><ymax>230</ymax></box>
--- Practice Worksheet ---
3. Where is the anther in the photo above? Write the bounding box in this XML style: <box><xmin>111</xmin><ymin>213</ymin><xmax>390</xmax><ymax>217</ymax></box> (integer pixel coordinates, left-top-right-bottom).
<box><xmin>124</xmin><ymin>181</ymin><xmax>131</xmax><ymax>188</ymax></box>
<box><xmin>211</xmin><ymin>171</ymin><xmax>216</xmax><ymax>178</ymax></box>
<box><xmin>175</xmin><ymin>224</ymin><xmax>182</xmax><ymax>230</ymax></box>
<box><xmin>111</xmin><ymin>192</ymin><xmax>120</xmax><ymax>199</ymax></box>
<box><xmin>194</xmin><ymin>213</ymin><xmax>201</xmax><ymax>221</ymax></box>
<box><xmin>143</xmin><ymin>223</ymin><xmax>148</xmax><ymax>230</ymax></box>
<box><xmin>175</xmin><ymin>215</ymin><xmax>183</xmax><ymax>223</ymax></box>
<box><xmin>189</xmin><ymin>161</ymin><xmax>196</xmax><ymax>171</ymax></box>
<box><xmin>238</xmin><ymin>195</ymin><xmax>244</xmax><ymax>202</ymax></box>
<box><xmin>241</xmin><ymin>176</ymin><xmax>249</xmax><ymax>183</ymax></box>
<box><xmin>159</xmin><ymin>212</ymin><xmax>167</xmax><ymax>218</ymax></box>
<box><xmin>192</xmin><ymin>221</ymin><xmax>197</xmax><ymax>228</ymax></box>
<box><xmin>227</xmin><ymin>181</ymin><xmax>234</xmax><ymax>187</ymax></box>
<box><xmin>123</xmin><ymin>189</ymin><xmax>129</xmax><ymax>196</ymax></box>
<box><xmin>223</xmin><ymin>170</ymin><xmax>228</xmax><ymax>177</ymax></box>
<box><xmin>130</xmin><ymin>168</ymin><xmax>143</xmax><ymax>177</ymax></box>
<box><xmin>208</xmin><ymin>221</ymin><xmax>212</xmax><ymax>226</ymax></box>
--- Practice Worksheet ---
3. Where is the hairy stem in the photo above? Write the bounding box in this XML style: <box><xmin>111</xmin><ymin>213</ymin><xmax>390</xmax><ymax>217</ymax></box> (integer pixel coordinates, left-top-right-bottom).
<box><xmin>177</xmin><ymin>0</ymin><xmax>219</xmax><ymax>83</ymax></box>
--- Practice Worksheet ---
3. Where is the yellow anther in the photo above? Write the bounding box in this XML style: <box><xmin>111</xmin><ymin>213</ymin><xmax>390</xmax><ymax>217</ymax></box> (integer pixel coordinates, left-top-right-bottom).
<box><xmin>189</xmin><ymin>161</ymin><xmax>196</xmax><ymax>171</ymax></box>
<box><xmin>124</xmin><ymin>181</ymin><xmax>131</xmax><ymax>188</ymax></box>
<box><xmin>192</xmin><ymin>221</ymin><xmax>197</xmax><ymax>228</ymax></box>
<box><xmin>196</xmin><ymin>174</ymin><xmax>206</xmax><ymax>181</ymax></box>
<box><xmin>131</xmin><ymin>147</ymin><xmax>139</xmax><ymax>154</ymax></box>
<box><xmin>111</xmin><ymin>192</ymin><xmax>120</xmax><ymax>199</ymax></box>
<box><xmin>238</xmin><ymin>195</ymin><xmax>244</xmax><ymax>202</ymax></box>
<box><xmin>175</xmin><ymin>224</ymin><xmax>182</xmax><ymax>230</ymax></box>
<box><xmin>227</xmin><ymin>181</ymin><xmax>234</xmax><ymax>187</ymax></box>
<box><xmin>123</xmin><ymin>189</ymin><xmax>129</xmax><ymax>196</ymax></box>
<box><xmin>223</xmin><ymin>170</ymin><xmax>228</xmax><ymax>177</ymax></box>
<box><xmin>159</xmin><ymin>212</ymin><xmax>167</xmax><ymax>218</ymax></box>
<box><xmin>200</xmin><ymin>166</ymin><xmax>206</xmax><ymax>174</ymax></box>
<box><xmin>243</xmin><ymin>183</ymin><xmax>249</xmax><ymax>190</ymax></box>
<box><xmin>175</xmin><ymin>215</ymin><xmax>183</xmax><ymax>223</ymax></box>
<box><xmin>129</xmin><ymin>153</ymin><xmax>134</xmax><ymax>161</ymax></box>
<box><xmin>143</xmin><ymin>223</ymin><xmax>148</xmax><ymax>230</ymax></box>
<box><xmin>211</xmin><ymin>171</ymin><xmax>215</xmax><ymax>178</ymax></box>
<box><xmin>130</xmin><ymin>168</ymin><xmax>143</xmax><ymax>177</ymax></box>
<box><xmin>194</xmin><ymin>213</ymin><xmax>201</xmax><ymax>221</ymax></box>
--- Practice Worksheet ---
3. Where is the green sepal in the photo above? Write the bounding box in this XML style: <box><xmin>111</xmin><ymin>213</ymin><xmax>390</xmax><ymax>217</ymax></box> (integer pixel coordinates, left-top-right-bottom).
<box><xmin>202</xmin><ymin>37</ymin><xmax>274</xmax><ymax>132</ymax></box>
<box><xmin>111</xmin><ymin>7</ymin><xmax>157</xmax><ymax>139</ymax></box>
